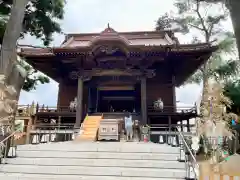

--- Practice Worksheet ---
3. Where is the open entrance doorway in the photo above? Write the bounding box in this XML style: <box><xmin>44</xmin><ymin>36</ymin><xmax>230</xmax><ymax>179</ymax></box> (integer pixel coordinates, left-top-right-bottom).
<box><xmin>97</xmin><ymin>87</ymin><xmax>140</xmax><ymax>113</ymax></box>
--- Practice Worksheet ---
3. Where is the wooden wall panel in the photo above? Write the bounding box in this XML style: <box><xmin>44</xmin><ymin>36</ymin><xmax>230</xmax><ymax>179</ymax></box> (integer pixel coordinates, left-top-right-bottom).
<box><xmin>146</xmin><ymin>83</ymin><xmax>174</xmax><ymax>106</ymax></box>
<box><xmin>146</xmin><ymin>71</ymin><xmax>175</xmax><ymax>112</ymax></box>
<box><xmin>57</xmin><ymin>82</ymin><xmax>88</xmax><ymax>110</ymax></box>
<box><xmin>57</xmin><ymin>83</ymin><xmax>76</xmax><ymax>107</ymax></box>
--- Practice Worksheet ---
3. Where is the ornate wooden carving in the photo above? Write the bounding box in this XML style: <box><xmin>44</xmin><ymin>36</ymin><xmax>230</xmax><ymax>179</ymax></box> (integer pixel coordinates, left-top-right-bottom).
<box><xmin>69</xmin><ymin>70</ymin><xmax>92</xmax><ymax>81</ymax></box>
<box><xmin>98</xmin><ymin>60</ymin><xmax>125</xmax><ymax>69</ymax></box>
<box><xmin>99</xmin><ymin>45</ymin><xmax>119</xmax><ymax>55</ymax></box>
<box><xmin>92</xmin><ymin>45</ymin><xmax>123</xmax><ymax>56</ymax></box>
<box><xmin>69</xmin><ymin>68</ymin><xmax>156</xmax><ymax>80</ymax></box>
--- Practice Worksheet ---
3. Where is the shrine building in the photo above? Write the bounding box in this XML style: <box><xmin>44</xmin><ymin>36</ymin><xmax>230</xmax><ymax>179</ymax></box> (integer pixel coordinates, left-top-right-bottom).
<box><xmin>18</xmin><ymin>26</ymin><xmax>216</xmax><ymax>134</ymax></box>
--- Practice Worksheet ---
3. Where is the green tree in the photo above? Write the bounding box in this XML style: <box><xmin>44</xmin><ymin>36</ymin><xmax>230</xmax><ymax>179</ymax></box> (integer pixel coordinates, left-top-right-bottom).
<box><xmin>156</xmin><ymin>0</ymin><xmax>240</xmax><ymax>159</ymax></box>
<box><xmin>156</xmin><ymin>0</ymin><xmax>239</xmax><ymax>107</ymax></box>
<box><xmin>224</xmin><ymin>80</ymin><xmax>240</xmax><ymax>114</ymax></box>
<box><xmin>198</xmin><ymin>0</ymin><xmax>240</xmax><ymax>61</ymax></box>
<box><xmin>0</xmin><ymin>0</ymin><xmax>65</xmax><ymax>91</ymax></box>
<box><xmin>0</xmin><ymin>0</ymin><xmax>64</xmax><ymax>45</ymax></box>
<box><xmin>19</xmin><ymin>59</ymin><xmax>50</xmax><ymax>91</ymax></box>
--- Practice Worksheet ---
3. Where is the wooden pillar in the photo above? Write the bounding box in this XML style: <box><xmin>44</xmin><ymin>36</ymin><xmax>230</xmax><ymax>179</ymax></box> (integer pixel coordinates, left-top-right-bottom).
<box><xmin>87</xmin><ymin>87</ymin><xmax>92</xmax><ymax>113</ymax></box>
<box><xmin>96</xmin><ymin>88</ymin><xmax>99</xmax><ymax>112</ymax></box>
<box><xmin>25</xmin><ymin>117</ymin><xmax>33</xmax><ymax>144</ymax></box>
<box><xmin>75</xmin><ymin>77</ymin><xmax>83</xmax><ymax>129</ymax></box>
<box><xmin>58</xmin><ymin>116</ymin><xmax>61</xmax><ymax>129</ymax></box>
<box><xmin>187</xmin><ymin>119</ymin><xmax>190</xmax><ymax>132</ymax></box>
<box><xmin>32</xmin><ymin>115</ymin><xmax>37</xmax><ymax>130</ymax></box>
<box><xmin>168</xmin><ymin>116</ymin><xmax>171</xmax><ymax>132</ymax></box>
<box><xmin>172</xmin><ymin>75</ymin><xmax>176</xmax><ymax>112</ymax></box>
<box><xmin>57</xmin><ymin>80</ymin><xmax>62</xmax><ymax>108</ymax></box>
<box><xmin>141</xmin><ymin>77</ymin><xmax>147</xmax><ymax>125</ymax></box>
<box><xmin>180</xmin><ymin>120</ymin><xmax>183</xmax><ymax>132</ymax></box>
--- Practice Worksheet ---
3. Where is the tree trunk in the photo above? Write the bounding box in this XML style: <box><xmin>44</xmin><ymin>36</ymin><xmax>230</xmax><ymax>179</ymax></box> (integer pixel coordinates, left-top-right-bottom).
<box><xmin>0</xmin><ymin>0</ymin><xmax>29</xmax><ymax>138</ymax></box>
<box><xmin>198</xmin><ymin>75</ymin><xmax>210</xmax><ymax>133</ymax></box>
<box><xmin>0</xmin><ymin>0</ymin><xmax>29</xmax><ymax>76</ymax></box>
<box><xmin>228</xmin><ymin>0</ymin><xmax>240</xmax><ymax>59</ymax></box>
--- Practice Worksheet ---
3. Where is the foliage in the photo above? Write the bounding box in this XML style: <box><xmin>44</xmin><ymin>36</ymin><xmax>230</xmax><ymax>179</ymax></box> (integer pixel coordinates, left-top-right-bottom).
<box><xmin>188</xmin><ymin>0</ymin><xmax>240</xmax><ymax>72</ymax></box>
<box><xmin>224</xmin><ymin>80</ymin><xmax>240</xmax><ymax>113</ymax></box>
<box><xmin>0</xmin><ymin>0</ymin><xmax>65</xmax><ymax>46</ymax></box>
<box><xmin>19</xmin><ymin>59</ymin><xmax>50</xmax><ymax>91</ymax></box>
<box><xmin>156</xmin><ymin>0</ymin><xmax>239</xmax><ymax>85</ymax></box>
<box><xmin>156</xmin><ymin>0</ymin><xmax>239</xmax><ymax>159</ymax></box>
<box><xmin>0</xmin><ymin>0</ymin><xmax>65</xmax><ymax>91</ymax></box>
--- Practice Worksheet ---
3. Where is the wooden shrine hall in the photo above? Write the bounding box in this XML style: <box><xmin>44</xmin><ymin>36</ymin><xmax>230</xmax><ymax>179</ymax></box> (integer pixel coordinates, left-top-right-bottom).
<box><xmin>18</xmin><ymin>26</ymin><xmax>216</xmax><ymax>139</ymax></box>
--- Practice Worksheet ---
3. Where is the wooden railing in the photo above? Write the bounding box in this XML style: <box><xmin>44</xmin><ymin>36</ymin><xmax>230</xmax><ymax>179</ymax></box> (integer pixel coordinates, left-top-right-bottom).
<box><xmin>6</xmin><ymin>124</ymin><xmax>76</xmax><ymax>145</ymax></box>
<box><xmin>35</xmin><ymin>105</ymin><xmax>73</xmax><ymax>113</ymax></box>
<box><xmin>29</xmin><ymin>124</ymin><xmax>75</xmax><ymax>144</ymax></box>
<box><xmin>17</xmin><ymin>104</ymin><xmax>197</xmax><ymax>115</ymax></box>
<box><xmin>16</xmin><ymin>104</ymin><xmax>75</xmax><ymax>115</ymax></box>
<box><xmin>16</xmin><ymin>104</ymin><xmax>36</xmax><ymax>117</ymax></box>
<box><xmin>147</xmin><ymin>105</ymin><xmax>197</xmax><ymax>114</ymax></box>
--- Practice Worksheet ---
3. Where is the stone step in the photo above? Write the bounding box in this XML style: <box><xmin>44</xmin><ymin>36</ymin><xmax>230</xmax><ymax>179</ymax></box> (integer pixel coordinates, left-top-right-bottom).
<box><xmin>16</xmin><ymin>150</ymin><xmax>179</xmax><ymax>160</ymax></box>
<box><xmin>76</xmin><ymin>137</ymin><xmax>96</xmax><ymax>141</ymax></box>
<box><xmin>6</xmin><ymin>157</ymin><xmax>185</xmax><ymax>169</ymax></box>
<box><xmin>79</xmin><ymin>115</ymin><xmax>102</xmax><ymax>141</ymax></box>
<box><xmin>82</xmin><ymin>131</ymin><xmax>98</xmax><ymax>135</ymax></box>
<box><xmin>81</xmin><ymin>131</ymin><xmax>96</xmax><ymax>137</ymax></box>
<box><xmin>82</xmin><ymin>125</ymin><xmax>99</xmax><ymax>129</ymax></box>
<box><xmin>16</xmin><ymin>142</ymin><xmax>179</xmax><ymax>153</ymax></box>
<box><xmin>76</xmin><ymin>138</ymin><xmax>96</xmax><ymax>142</ymax></box>
<box><xmin>0</xmin><ymin>164</ymin><xmax>186</xmax><ymax>178</ymax></box>
<box><xmin>83</xmin><ymin>122</ymin><xmax>99</xmax><ymax>125</ymax></box>
<box><xmin>78</xmin><ymin>135</ymin><xmax>95</xmax><ymax>138</ymax></box>
<box><xmin>0</xmin><ymin>173</ymin><xmax>185</xmax><ymax>180</ymax></box>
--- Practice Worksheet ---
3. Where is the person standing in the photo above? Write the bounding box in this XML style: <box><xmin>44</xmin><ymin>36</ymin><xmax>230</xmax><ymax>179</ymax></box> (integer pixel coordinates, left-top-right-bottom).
<box><xmin>124</xmin><ymin>114</ymin><xmax>133</xmax><ymax>141</ymax></box>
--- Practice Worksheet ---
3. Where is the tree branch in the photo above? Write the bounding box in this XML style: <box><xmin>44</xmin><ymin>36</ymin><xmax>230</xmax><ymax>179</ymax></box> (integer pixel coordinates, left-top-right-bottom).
<box><xmin>188</xmin><ymin>23</ymin><xmax>205</xmax><ymax>31</ymax></box>
<box><xmin>195</xmin><ymin>0</ymin><xmax>210</xmax><ymax>42</ymax></box>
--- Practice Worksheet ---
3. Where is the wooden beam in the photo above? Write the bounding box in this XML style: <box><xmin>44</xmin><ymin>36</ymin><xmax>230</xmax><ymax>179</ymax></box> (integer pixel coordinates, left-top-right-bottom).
<box><xmin>75</xmin><ymin>77</ymin><xmax>83</xmax><ymax>129</ymax></box>
<box><xmin>168</xmin><ymin>116</ymin><xmax>171</xmax><ymax>132</ymax></box>
<box><xmin>69</xmin><ymin>69</ymin><xmax>156</xmax><ymax>79</ymax></box>
<box><xmin>141</xmin><ymin>77</ymin><xmax>147</xmax><ymax>125</ymax></box>
<box><xmin>172</xmin><ymin>75</ymin><xmax>176</xmax><ymax>112</ymax></box>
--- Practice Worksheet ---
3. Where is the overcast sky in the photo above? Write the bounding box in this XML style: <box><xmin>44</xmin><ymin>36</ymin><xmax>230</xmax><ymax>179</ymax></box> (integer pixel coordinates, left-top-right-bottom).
<box><xmin>18</xmin><ymin>0</ymin><xmax>232</xmax><ymax>106</ymax></box>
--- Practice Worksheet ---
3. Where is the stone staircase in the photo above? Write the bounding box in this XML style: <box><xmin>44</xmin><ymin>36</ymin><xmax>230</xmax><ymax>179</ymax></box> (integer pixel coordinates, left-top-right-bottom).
<box><xmin>0</xmin><ymin>141</ymin><xmax>186</xmax><ymax>180</ymax></box>
<box><xmin>76</xmin><ymin>114</ymin><xmax>103</xmax><ymax>141</ymax></box>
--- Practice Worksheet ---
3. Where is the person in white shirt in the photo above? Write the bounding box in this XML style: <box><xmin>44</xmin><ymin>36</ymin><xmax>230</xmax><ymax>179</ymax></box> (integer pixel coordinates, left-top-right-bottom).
<box><xmin>124</xmin><ymin>114</ymin><xmax>133</xmax><ymax>141</ymax></box>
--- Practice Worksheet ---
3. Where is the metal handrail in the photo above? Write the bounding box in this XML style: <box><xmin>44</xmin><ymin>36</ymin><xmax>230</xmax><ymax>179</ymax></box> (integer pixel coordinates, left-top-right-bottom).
<box><xmin>0</xmin><ymin>130</ymin><xmax>19</xmax><ymax>164</ymax></box>
<box><xmin>178</xmin><ymin>128</ymin><xmax>199</xmax><ymax>180</ymax></box>
<box><xmin>148</xmin><ymin>124</ymin><xmax>199</xmax><ymax>179</ymax></box>
<box><xmin>0</xmin><ymin>131</ymin><xmax>17</xmax><ymax>146</ymax></box>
